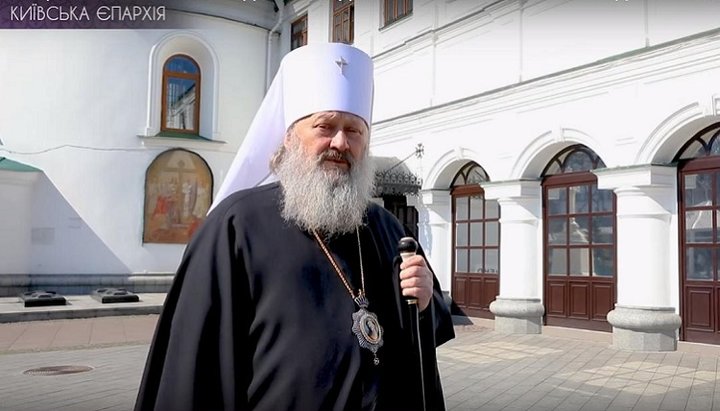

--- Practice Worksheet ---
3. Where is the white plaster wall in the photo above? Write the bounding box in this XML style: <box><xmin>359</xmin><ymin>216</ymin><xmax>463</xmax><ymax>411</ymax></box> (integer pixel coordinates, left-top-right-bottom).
<box><xmin>0</xmin><ymin>12</ymin><xmax>269</xmax><ymax>274</ymax></box>
<box><xmin>647</xmin><ymin>0</ymin><xmax>720</xmax><ymax>45</ymax></box>
<box><xmin>374</xmin><ymin>33</ymin><xmax>720</xmax><ymax>181</ymax></box>
<box><xmin>433</xmin><ymin>8</ymin><xmax>521</xmax><ymax>105</ymax></box>
<box><xmin>520</xmin><ymin>0</ymin><xmax>646</xmax><ymax>80</ymax></box>
<box><xmin>0</xmin><ymin>172</ymin><xmax>38</xmax><ymax>274</ymax></box>
<box><xmin>305</xmin><ymin>0</ymin><xmax>331</xmax><ymax>44</ymax></box>
<box><xmin>374</xmin><ymin>45</ymin><xmax>434</xmax><ymax>120</ymax></box>
<box><xmin>29</xmin><ymin>174</ymin><xmax>129</xmax><ymax>274</ymax></box>
<box><xmin>358</xmin><ymin>0</ymin><xmax>720</xmax><ymax>124</ymax></box>
<box><xmin>172</xmin><ymin>0</ymin><xmax>277</xmax><ymax>30</ymax></box>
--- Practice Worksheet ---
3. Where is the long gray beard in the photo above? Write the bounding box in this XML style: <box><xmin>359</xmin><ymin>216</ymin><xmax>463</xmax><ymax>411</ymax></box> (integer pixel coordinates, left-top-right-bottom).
<box><xmin>275</xmin><ymin>143</ymin><xmax>375</xmax><ymax>236</ymax></box>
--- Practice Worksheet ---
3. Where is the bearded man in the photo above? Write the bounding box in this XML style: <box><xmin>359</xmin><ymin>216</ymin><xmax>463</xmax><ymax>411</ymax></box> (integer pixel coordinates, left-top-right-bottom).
<box><xmin>135</xmin><ymin>43</ymin><xmax>454</xmax><ymax>411</ymax></box>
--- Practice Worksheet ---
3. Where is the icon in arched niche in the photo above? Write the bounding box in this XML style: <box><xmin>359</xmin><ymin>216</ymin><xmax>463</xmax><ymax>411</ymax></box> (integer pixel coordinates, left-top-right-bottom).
<box><xmin>144</xmin><ymin>149</ymin><xmax>213</xmax><ymax>244</ymax></box>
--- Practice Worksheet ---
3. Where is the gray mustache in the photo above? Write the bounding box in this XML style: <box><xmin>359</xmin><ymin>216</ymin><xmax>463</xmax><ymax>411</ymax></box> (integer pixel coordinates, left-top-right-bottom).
<box><xmin>319</xmin><ymin>150</ymin><xmax>352</xmax><ymax>164</ymax></box>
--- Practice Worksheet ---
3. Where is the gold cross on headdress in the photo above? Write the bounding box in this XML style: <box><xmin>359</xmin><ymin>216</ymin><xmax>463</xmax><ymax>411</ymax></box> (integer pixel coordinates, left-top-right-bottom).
<box><xmin>335</xmin><ymin>56</ymin><xmax>348</xmax><ymax>75</ymax></box>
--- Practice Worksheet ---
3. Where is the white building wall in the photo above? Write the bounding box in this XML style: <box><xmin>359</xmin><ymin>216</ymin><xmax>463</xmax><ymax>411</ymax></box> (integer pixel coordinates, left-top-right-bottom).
<box><xmin>348</xmin><ymin>0</ymin><xmax>720</xmax><ymax>124</ymax></box>
<box><xmin>0</xmin><ymin>7</ymin><xmax>272</xmax><ymax>275</ymax></box>
<box><xmin>519</xmin><ymin>0</ymin><xmax>647</xmax><ymax>80</ymax></box>
<box><xmin>346</xmin><ymin>0</ymin><xmax>720</xmax><ymax>322</ymax></box>
<box><xmin>28</xmin><ymin>174</ymin><xmax>129</xmax><ymax>274</ymax></box>
<box><xmin>372</xmin><ymin>33</ymin><xmax>720</xmax><ymax>296</ymax></box>
<box><xmin>370</xmin><ymin>29</ymin><xmax>720</xmax><ymax>176</ymax></box>
<box><xmin>0</xmin><ymin>171</ymin><xmax>38</xmax><ymax>274</ymax></box>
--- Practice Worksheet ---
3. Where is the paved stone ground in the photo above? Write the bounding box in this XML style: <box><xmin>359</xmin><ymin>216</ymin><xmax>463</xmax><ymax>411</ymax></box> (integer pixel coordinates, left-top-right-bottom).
<box><xmin>0</xmin><ymin>316</ymin><xmax>157</xmax><ymax>353</ymax></box>
<box><xmin>439</xmin><ymin>328</ymin><xmax>720</xmax><ymax>411</ymax></box>
<box><xmin>3</xmin><ymin>316</ymin><xmax>720</xmax><ymax>410</ymax></box>
<box><xmin>0</xmin><ymin>345</ymin><xmax>147</xmax><ymax>411</ymax></box>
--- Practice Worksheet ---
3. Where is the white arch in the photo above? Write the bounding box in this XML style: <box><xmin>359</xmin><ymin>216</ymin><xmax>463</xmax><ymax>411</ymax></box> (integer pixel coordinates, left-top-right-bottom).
<box><xmin>510</xmin><ymin>127</ymin><xmax>612</xmax><ymax>179</ymax></box>
<box><xmin>423</xmin><ymin>146</ymin><xmax>487</xmax><ymax>190</ymax></box>
<box><xmin>145</xmin><ymin>31</ymin><xmax>221</xmax><ymax>139</ymax></box>
<box><xmin>636</xmin><ymin>100</ymin><xmax>720</xmax><ymax>164</ymax></box>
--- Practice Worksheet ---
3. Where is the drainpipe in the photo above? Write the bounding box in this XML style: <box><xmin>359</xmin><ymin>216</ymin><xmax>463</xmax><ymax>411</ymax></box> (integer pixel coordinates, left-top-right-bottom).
<box><xmin>266</xmin><ymin>0</ymin><xmax>284</xmax><ymax>90</ymax></box>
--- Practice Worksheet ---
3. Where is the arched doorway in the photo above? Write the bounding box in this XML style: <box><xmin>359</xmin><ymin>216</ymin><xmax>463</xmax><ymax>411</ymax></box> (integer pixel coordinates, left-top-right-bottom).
<box><xmin>451</xmin><ymin>162</ymin><xmax>499</xmax><ymax>318</ymax></box>
<box><xmin>677</xmin><ymin>122</ymin><xmax>720</xmax><ymax>344</ymax></box>
<box><xmin>542</xmin><ymin>145</ymin><xmax>616</xmax><ymax>331</ymax></box>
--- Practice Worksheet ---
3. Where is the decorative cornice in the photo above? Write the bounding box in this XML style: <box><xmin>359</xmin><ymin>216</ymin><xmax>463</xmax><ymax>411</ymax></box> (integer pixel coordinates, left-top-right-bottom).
<box><xmin>594</xmin><ymin>164</ymin><xmax>677</xmax><ymax>190</ymax></box>
<box><xmin>481</xmin><ymin>179</ymin><xmax>541</xmax><ymax>200</ymax></box>
<box><xmin>372</xmin><ymin>29</ymin><xmax>720</xmax><ymax>142</ymax></box>
<box><xmin>138</xmin><ymin>135</ymin><xmax>229</xmax><ymax>153</ymax></box>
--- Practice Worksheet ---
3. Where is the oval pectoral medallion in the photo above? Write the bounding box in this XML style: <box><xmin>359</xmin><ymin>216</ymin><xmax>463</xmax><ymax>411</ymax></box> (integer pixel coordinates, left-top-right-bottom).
<box><xmin>351</xmin><ymin>308</ymin><xmax>384</xmax><ymax>365</ymax></box>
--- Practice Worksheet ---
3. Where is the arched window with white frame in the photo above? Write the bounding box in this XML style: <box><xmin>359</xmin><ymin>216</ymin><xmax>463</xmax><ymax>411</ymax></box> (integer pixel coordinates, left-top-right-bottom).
<box><xmin>161</xmin><ymin>54</ymin><xmax>201</xmax><ymax>135</ymax></box>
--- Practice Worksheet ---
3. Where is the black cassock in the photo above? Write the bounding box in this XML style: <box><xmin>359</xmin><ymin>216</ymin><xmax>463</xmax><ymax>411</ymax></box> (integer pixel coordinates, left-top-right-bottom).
<box><xmin>135</xmin><ymin>183</ymin><xmax>455</xmax><ymax>411</ymax></box>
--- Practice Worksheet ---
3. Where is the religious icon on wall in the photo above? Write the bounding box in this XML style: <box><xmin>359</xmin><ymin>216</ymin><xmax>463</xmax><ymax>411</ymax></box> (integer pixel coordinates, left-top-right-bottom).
<box><xmin>144</xmin><ymin>149</ymin><xmax>213</xmax><ymax>244</ymax></box>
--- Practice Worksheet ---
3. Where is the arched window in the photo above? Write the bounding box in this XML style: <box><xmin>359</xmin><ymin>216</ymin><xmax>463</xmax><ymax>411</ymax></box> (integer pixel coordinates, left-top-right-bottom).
<box><xmin>144</xmin><ymin>149</ymin><xmax>213</xmax><ymax>244</ymax></box>
<box><xmin>451</xmin><ymin>161</ymin><xmax>489</xmax><ymax>186</ymax></box>
<box><xmin>161</xmin><ymin>55</ymin><xmax>201</xmax><ymax>135</ymax></box>
<box><xmin>542</xmin><ymin>145</ymin><xmax>605</xmax><ymax>176</ymax></box>
<box><xmin>676</xmin><ymin>122</ymin><xmax>720</xmax><ymax>161</ymax></box>
<box><xmin>450</xmin><ymin>162</ymin><xmax>499</xmax><ymax>318</ymax></box>
<box><xmin>542</xmin><ymin>144</ymin><xmax>615</xmax><ymax>332</ymax></box>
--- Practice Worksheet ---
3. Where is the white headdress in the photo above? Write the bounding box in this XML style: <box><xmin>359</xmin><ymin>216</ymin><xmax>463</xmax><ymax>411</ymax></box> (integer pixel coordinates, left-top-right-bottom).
<box><xmin>209</xmin><ymin>43</ymin><xmax>374</xmax><ymax>211</ymax></box>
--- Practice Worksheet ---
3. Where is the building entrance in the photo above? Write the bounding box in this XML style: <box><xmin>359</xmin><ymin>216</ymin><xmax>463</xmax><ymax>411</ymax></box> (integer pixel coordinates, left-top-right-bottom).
<box><xmin>542</xmin><ymin>146</ymin><xmax>616</xmax><ymax>332</ymax></box>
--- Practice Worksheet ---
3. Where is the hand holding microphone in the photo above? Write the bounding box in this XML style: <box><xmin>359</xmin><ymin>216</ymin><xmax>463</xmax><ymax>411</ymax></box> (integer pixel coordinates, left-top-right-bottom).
<box><xmin>397</xmin><ymin>237</ymin><xmax>433</xmax><ymax>312</ymax></box>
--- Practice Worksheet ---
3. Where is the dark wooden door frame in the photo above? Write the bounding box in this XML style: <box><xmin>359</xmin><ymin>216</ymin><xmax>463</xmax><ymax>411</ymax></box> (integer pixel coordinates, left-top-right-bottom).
<box><xmin>542</xmin><ymin>172</ymin><xmax>617</xmax><ymax>332</ymax></box>
<box><xmin>450</xmin><ymin>185</ymin><xmax>500</xmax><ymax>319</ymax></box>
<box><xmin>678</xmin><ymin>156</ymin><xmax>720</xmax><ymax>343</ymax></box>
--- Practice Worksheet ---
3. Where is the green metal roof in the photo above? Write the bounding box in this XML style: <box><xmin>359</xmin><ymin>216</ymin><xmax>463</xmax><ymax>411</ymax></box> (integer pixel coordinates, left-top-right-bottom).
<box><xmin>0</xmin><ymin>157</ymin><xmax>41</xmax><ymax>172</ymax></box>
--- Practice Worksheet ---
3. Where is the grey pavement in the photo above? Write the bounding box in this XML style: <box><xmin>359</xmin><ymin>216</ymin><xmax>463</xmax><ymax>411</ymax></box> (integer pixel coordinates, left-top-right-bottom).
<box><xmin>441</xmin><ymin>322</ymin><xmax>720</xmax><ymax>411</ymax></box>
<box><xmin>3</xmin><ymin>313</ymin><xmax>720</xmax><ymax>410</ymax></box>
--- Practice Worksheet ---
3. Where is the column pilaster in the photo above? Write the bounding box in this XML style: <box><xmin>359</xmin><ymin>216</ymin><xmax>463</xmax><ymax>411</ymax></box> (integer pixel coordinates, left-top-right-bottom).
<box><xmin>483</xmin><ymin>180</ymin><xmax>545</xmax><ymax>333</ymax></box>
<box><xmin>595</xmin><ymin>165</ymin><xmax>682</xmax><ymax>351</ymax></box>
<box><xmin>416</xmin><ymin>189</ymin><xmax>452</xmax><ymax>299</ymax></box>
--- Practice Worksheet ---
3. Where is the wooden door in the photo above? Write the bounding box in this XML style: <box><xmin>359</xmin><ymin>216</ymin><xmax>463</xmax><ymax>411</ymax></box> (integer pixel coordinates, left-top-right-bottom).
<box><xmin>451</xmin><ymin>186</ymin><xmax>500</xmax><ymax>318</ymax></box>
<box><xmin>543</xmin><ymin>173</ymin><xmax>616</xmax><ymax>331</ymax></box>
<box><xmin>680</xmin><ymin>158</ymin><xmax>720</xmax><ymax>344</ymax></box>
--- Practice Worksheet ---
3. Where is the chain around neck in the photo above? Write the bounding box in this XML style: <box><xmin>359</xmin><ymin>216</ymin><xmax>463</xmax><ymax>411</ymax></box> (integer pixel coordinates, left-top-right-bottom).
<box><xmin>311</xmin><ymin>228</ymin><xmax>366</xmax><ymax>305</ymax></box>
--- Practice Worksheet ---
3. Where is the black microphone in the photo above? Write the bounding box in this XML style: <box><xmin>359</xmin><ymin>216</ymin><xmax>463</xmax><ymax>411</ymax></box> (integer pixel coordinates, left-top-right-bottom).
<box><xmin>397</xmin><ymin>236</ymin><xmax>426</xmax><ymax>411</ymax></box>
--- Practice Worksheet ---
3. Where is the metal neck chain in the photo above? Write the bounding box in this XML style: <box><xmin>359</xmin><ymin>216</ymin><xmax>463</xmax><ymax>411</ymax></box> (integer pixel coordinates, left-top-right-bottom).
<box><xmin>311</xmin><ymin>228</ymin><xmax>367</xmax><ymax>307</ymax></box>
